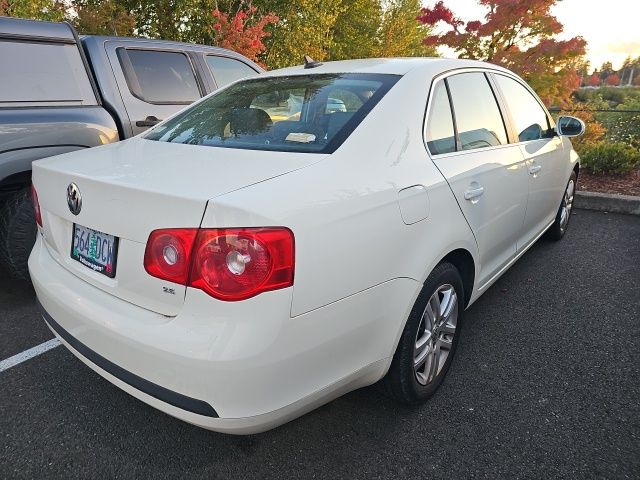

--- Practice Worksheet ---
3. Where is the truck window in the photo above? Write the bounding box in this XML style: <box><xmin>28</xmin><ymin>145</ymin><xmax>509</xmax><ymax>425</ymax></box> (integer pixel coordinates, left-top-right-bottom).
<box><xmin>205</xmin><ymin>56</ymin><xmax>258</xmax><ymax>88</ymax></box>
<box><xmin>117</xmin><ymin>49</ymin><xmax>200</xmax><ymax>104</ymax></box>
<box><xmin>0</xmin><ymin>41</ymin><xmax>96</xmax><ymax>105</ymax></box>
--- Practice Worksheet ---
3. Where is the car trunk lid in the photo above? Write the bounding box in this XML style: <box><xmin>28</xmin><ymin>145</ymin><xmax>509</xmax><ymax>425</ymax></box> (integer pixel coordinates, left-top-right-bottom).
<box><xmin>32</xmin><ymin>138</ymin><xmax>322</xmax><ymax>315</ymax></box>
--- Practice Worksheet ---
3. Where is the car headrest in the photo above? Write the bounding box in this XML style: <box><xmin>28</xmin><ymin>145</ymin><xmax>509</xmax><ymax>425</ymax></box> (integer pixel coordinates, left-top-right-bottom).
<box><xmin>230</xmin><ymin>108</ymin><xmax>273</xmax><ymax>135</ymax></box>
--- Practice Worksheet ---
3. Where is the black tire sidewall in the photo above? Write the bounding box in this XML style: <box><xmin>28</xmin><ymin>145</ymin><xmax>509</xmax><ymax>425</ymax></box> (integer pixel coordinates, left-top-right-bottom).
<box><xmin>0</xmin><ymin>188</ymin><xmax>37</xmax><ymax>281</ymax></box>
<box><xmin>547</xmin><ymin>171</ymin><xmax>577</xmax><ymax>241</ymax></box>
<box><xmin>387</xmin><ymin>262</ymin><xmax>464</xmax><ymax>404</ymax></box>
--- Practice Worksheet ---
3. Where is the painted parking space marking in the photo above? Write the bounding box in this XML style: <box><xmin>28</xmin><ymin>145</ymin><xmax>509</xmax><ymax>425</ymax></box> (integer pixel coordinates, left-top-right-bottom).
<box><xmin>0</xmin><ymin>338</ymin><xmax>61</xmax><ymax>373</ymax></box>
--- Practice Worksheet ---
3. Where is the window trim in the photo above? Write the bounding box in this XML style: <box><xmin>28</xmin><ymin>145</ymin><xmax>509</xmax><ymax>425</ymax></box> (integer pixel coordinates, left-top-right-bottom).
<box><xmin>116</xmin><ymin>47</ymin><xmax>204</xmax><ymax>105</ymax></box>
<box><xmin>443</xmin><ymin>79</ymin><xmax>460</xmax><ymax>152</ymax></box>
<box><xmin>0</xmin><ymin>33</ymin><xmax>76</xmax><ymax>45</ymax></box>
<box><xmin>67</xmin><ymin>22</ymin><xmax>102</xmax><ymax>105</ymax></box>
<box><xmin>489</xmin><ymin>72</ymin><xmax>556</xmax><ymax>145</ymax></box>
<box><xmin>423</xmin><ymin>67</ymin><xmax>513</xmax><ymax>158</ymax></box>
<box><xmin>484</xmin><ymin>72</ymin><xmax>518</xmax><ymax>145</ymax></box>
<box><xmin>204</xmin><ymin>53</ymin><xmax>260</xmax><ymax>90</ymax></box>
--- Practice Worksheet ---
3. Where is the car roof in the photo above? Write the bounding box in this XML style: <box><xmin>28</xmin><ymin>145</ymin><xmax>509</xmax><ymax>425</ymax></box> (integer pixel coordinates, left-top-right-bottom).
<box><xmin>0</xmin><ymin>16</ymin><xmax>76</xmax><ymax>42</ymax></box>
<box><xmin>81</xmin><ymin>35</ymin><xmax>244</xmax><ymax>57</ymax></box>
<box><xmin>262</xmin><ymin>57</ymin><xmax>512</xmax><ymax>78</ymax></box>
<box><xmin>80</xmin><ymin>35</ymin><xmax>264</xmax><ymax>71</ymax></box>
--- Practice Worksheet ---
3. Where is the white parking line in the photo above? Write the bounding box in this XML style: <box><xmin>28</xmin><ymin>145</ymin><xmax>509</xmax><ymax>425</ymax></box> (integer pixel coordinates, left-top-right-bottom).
<box><xmin>0</xmin><ymin>338</ymin><xmax>61</xmax><ymax>373</ymax></box>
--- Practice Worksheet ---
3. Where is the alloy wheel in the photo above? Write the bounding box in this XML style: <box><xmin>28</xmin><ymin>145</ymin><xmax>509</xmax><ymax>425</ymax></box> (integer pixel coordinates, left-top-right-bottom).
<box><xmin>559</xmin><ymin>178</ymin><xmax>575</xmax><ymax>232</ymax></box>
<box><xmin>413</xmin><ymin>284</ymin><xmax>458</xmax><ymax>386</ymax></box>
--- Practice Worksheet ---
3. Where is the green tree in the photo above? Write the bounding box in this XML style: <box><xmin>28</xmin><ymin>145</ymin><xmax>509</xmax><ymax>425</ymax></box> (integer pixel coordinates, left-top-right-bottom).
<box><xmin>598</xmin><ymin>61</ymin><xmax>614</xmax><ymax>81</ymax></box>
<box><xmin>258</xmin><ymin>0</ymin><xmax>344</xmax><ymax>69</ymax></box>
<box><xmin>73</xmin><ymin>0</ymin><xmax>136</xmax><ymax>36</ymax></box>
<box><xmin>257</xmin><ymin>0</ymin><xmax>435</xmax><ymax>68</ymax></box>
<box><xmin>328</xmin><ymin>0</ymin><xmax>382</xmax><ymax>60</ymax></box>
<box><xmin>377</xmin><ymin>0</ymin><xmax>435</xmax><ymax>57</ymax></box>
<box><xmin>0</xmin><ymin>0</ymin><xmax>65</xmax><ymax>21</ymax></box>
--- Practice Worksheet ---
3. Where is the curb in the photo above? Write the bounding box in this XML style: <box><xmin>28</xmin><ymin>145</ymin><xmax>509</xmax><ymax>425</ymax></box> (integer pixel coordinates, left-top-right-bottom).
<box><xmin>575</xmin><ymin>191</ymin><xmax>640</xmax><ymax>216</ymax></box>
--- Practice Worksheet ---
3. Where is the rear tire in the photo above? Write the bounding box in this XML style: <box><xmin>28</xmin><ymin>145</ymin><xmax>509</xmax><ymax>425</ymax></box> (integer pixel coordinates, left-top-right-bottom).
<box><xmin>546</xmin><ymin>171</ymin><xmax>577</xmax><ymax>241</ymax></box>
<box><xmin>381</xmin><ymin>262</ymin><xmax>464</xmax><ymax>404</ymax></box>
<box><xmin>0</xmin><ymin>187</ymin><xmax>37</xmax><ymax>281</ymax></box>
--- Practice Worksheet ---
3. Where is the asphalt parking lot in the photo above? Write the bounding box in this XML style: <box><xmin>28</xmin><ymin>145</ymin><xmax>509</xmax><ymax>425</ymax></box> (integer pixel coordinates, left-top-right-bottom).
<box><xmin>1</xmin><ymin>209</ymin><xmax>639</xmax><ymax>479</ymax></box>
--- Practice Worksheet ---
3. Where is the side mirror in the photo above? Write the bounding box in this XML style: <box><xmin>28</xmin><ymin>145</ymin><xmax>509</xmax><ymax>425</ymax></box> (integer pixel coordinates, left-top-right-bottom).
<box><xmin>556</xmin><ymin>115</ymin><xmax>585</xmax><ymax>137</ymax></box>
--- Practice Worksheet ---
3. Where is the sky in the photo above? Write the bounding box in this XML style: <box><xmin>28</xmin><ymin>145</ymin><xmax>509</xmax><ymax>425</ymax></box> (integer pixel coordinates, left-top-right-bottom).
<box><xmin>423</xmin><ymin>0</ymin><xmax>640</xmax><ymax>71</ymax></box>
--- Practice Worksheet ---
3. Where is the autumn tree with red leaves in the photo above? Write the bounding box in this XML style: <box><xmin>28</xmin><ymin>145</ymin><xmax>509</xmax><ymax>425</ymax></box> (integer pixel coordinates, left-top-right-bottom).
<box><xmin>210</xmin><ymin>6</ymin><xmax>278</xmax><ymax>67</ymax></box>
<box><xmin>418</xmin><ymin>0</ymin><xmax>587</xmax><ymax>106</ymax></box>
<box><xmin>587</xmin><ymin>73</ymin><xmax>600</xmax><ymax>87</ymax></box>
<box><xmin>604</xmin><ymin>74</ymin><xmax>620</xmax><ymax>86</ymax></box>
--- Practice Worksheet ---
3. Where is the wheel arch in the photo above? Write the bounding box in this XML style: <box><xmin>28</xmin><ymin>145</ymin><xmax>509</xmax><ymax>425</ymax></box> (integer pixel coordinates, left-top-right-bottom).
<box><xmin>0</xmin><ymin>170</ymin><xmax>32</xmax><ymax>194</ymax></box>
<box><xmin>440</xmin><ymin>248</ymin><xmax>476</xmax><ymax>308</ymax></box>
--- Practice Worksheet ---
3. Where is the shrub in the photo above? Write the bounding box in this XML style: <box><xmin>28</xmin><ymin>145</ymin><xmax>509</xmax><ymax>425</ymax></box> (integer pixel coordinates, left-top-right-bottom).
<box><xmin>577</xmin><ymin>142</ymin><xmax>640</xmax><ymax>175</ymax></box>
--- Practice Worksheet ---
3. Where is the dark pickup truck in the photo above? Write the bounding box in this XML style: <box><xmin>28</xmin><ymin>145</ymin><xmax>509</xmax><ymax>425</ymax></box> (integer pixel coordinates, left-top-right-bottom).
<box><xmin>0</xmin><ymin>16</ymin><xmax>262</xmax><ymax>279</ymax></box>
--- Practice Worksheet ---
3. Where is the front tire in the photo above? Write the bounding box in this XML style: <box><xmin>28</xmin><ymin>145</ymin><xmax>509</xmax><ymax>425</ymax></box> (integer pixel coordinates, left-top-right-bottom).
<box><xmin>546</xmin><ymin>171</ymin><xmax>577</xmax><ymax>241</ymax></box>
<box><xmin>382</xmin><ymin>262</ymin><xmax>464</xmax><ymax>404</ymax></box>
<box><xmin>0</xmin><ymin>187</ymin><xmax>37</xmax><ymax>281</ymax></box>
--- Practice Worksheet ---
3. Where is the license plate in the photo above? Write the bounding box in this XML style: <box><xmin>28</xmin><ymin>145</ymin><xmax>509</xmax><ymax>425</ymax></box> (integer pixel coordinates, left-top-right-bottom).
<box><xmin>71</xmin><ymin>224</ymin><xmax>119</xmax><ymax>278</ymax></box>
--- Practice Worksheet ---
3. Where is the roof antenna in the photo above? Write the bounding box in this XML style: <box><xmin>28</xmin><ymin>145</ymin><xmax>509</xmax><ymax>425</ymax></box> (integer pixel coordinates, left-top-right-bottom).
<box><xmin>303</xmin><ymin>55</ymin><xmax>323</xmax><ymax>69</ymax></box>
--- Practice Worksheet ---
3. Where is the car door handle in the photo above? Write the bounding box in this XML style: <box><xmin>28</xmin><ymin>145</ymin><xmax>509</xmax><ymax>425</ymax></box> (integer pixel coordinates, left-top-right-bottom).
<box><xmin>136</xmin><ymin>116</ymin><xmax>162</xmax><ymax>127</ymax></box>
<box><xmin>464</xmin><ymin>186</ymin><xmax>485</xmax><ymax>200</ymax></box>
<box><xmin>528</xmin><ymin>164</ymin><xmax>542</xmax><ymax>175</ymax></box>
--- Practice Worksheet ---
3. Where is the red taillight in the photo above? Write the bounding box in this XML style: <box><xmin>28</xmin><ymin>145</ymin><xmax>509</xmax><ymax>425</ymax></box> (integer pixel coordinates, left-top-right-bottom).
<box><xmin>143</xmin><ymin>227</ymin><xmax>294</xmax><ymax>301</ymax></box>
<box><xmin>31</xmin><ymin>184</ymin><xmax>42</xmax><ymax>227</ymax></box>
<box><xmin>190</xmin><ymin>228</ymin><xmax>295</xmax><ymax>301</ymax></box>
<box><xmin>144</xmin><ymin>229</ymin><xmax>198</xmax><ymax>285</ymax></box>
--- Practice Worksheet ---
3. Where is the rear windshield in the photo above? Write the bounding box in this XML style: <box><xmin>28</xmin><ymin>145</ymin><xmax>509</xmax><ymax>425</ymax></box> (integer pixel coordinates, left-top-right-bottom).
<box><xmin>144</xmin><ymin>73</ymin><xmax>399</xmax><ymax>154</ymax></box>
<box><xmin>0</xmin><ymin>41</ymin><xmax>96</xmax><ymax>105</ymax></box>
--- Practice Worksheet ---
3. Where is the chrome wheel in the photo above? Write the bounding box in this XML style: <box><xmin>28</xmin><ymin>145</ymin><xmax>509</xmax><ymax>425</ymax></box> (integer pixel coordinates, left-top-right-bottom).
<box><xmin>413</xmin><ymin>284</ymin><xmax>458</xmax><ymax>386</ymax></box>
<box><xmin>559</xmin><ymin>179</ymin><xmax>575</xmax><ymax>232</ymax></box>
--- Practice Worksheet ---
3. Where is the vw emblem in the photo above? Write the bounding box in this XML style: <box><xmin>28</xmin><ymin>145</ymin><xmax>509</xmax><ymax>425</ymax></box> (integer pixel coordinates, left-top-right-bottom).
<box><xmin>67</xmin><ymin>183</ymin><xmax>82</xmax><ymax>216</ymax></box>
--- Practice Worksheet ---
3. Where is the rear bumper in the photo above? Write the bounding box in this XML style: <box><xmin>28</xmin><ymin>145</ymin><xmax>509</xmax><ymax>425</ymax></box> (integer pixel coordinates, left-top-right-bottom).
<box><xmin>39</xmin><ymin>303</ymin><xmax>218</xmax><ymax>417</ymax></box>
<box><xmin>29</xmin><ymin>235</ymin><xmax>419</xmax><ymax>434</ymax></box>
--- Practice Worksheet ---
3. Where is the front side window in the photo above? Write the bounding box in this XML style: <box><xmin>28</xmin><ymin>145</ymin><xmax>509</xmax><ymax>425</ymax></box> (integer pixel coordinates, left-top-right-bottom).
<box><xmin>206</xmin><ymin>55</ymin><xmax>258</xmax><ymax>88</ymax></box>
<box><xmin>494</xmin><ymin>74</ymin><xmax>553</xmax><ymax>142</ymax></box>
<box><xmin>117</xmin><ymin>49</ymin><xmax>200</xmax><ymax>104</ymax></box>
<box><xmin>0</xmin><ymin>41</ymin><xmax>95</xmax><ymax>104</ymax></box>
<box><xmin>447</xmin><ymin>72</ymin><xmax>508</xmax><ymax>151</ymax></box>
<box><xmin>144</xmin><ymin>73</ymin><xmax>399</xmax><ymax>154</ymax></box>
<box><xmin>425</xmin><ymin>81</ymin><xmax>456</xmax><ymax>155</ymax></box>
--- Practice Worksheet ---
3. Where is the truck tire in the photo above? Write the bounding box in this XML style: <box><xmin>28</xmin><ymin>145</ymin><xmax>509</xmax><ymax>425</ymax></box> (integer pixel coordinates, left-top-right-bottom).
<box><xmin>0</xmin><ymin>188</ymin><xmax>37</xmax><ymax>281</ymax></box>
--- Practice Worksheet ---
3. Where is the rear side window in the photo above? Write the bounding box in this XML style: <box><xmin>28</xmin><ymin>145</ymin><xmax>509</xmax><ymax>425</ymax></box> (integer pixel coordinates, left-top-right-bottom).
<box><xmin>323</xmin><ymin>88</ymin><xmax>363</xmax><ymax>113</ymax></box>
<box><xmin>494</xmin><ymin>74</ymin><xmax>553</xmax><ymax>142</ymax></box>
<box><xmin>206</xmin><ymin>56</ymin><xmax>258</xmax><ymax>88</ymax></box>
<box><xmin>145</xmin><ymin>73</ymin><xmax>400</xmax><ymax>154</ymax></box>
<box><xmin>117</xmin><ymin>49</ymin><xmax>200</xmax><ymax>104</ymax></box>
<box><xmin>425</xmin><ymin>82</ymin><xmax>456</xmax><ymax>155</ymax></box>
<box><xmin>447</xmin><ymin>72</ymin><xmax>508</xmax><ymax>151</ymax></box>
<box><xmin>0</xmin><ymin>41</ymin><xmax>95</xmax><ymax>104</ymax></box>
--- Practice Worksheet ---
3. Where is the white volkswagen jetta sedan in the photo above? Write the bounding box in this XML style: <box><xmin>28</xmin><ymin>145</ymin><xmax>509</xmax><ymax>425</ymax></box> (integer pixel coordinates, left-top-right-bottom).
<box><xmin>29</xmin><ymin>58</ymin><xmax>584</xmax><ymax>434</ymax></box>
